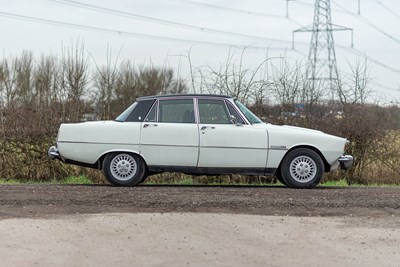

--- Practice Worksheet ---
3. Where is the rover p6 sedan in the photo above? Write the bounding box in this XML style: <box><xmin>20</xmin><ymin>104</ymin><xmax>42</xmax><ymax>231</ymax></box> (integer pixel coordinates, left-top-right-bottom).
<box><xmin>48</xmin><ymin>94</ymin><xmax>353</xmax><ymax>188</ymax></box>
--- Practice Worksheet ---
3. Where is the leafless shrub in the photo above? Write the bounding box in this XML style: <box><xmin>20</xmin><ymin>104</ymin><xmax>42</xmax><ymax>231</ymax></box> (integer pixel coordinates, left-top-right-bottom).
<box><xmin>188</xmin><ymin>47</ymin><xmax>273</xmax><ymax>103</ymax></box>
<box><xmin>0</xmin><ymin>47</ymin><xmax>398</xmax><ymax>185</ymax></box>
<box><xmin>60</xmin><ymin>40</ymin><xmax>90</xmax><ymax>123</ymax></box>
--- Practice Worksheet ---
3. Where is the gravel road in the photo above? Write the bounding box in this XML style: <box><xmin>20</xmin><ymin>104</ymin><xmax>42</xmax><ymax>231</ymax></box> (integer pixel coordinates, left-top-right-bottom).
<box><xmin>0</xmin><ymin>185</ymin><xmax>399</xmax><ymax>267</ymax></box>
<box><xmin>0</xmin><ymin>184</ymin><xmax>399</xmax><ymax>218</ymax></box>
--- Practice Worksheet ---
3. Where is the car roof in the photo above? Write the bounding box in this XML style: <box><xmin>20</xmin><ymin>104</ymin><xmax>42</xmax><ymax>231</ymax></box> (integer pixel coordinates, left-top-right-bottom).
<box><xmin>137</xmin><ymin>94</ymin><xmax>234</xmax><ymax>101</ymax></box>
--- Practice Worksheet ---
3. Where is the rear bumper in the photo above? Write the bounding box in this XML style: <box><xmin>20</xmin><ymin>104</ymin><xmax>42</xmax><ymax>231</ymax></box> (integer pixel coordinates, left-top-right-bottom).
<box><xmin>48</xmin><ymin>146</ymin><xmax>61</xmax><ymax>160</ymax></box>
<box><xmin>338</xmin><ymin>155</ymin><xmax>354</xmax><ymax>170</ymax></box>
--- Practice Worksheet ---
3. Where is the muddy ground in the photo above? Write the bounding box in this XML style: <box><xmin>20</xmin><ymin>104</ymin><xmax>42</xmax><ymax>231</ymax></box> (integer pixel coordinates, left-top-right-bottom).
<box><xmin>0</xmin><ymin>184</ymin><xmax>399</xmax><ymax>218</ymax></box>
<box><xmin>1</xmin><ymin>185</ymin><xmax>400</xmax><ymax>267</ymax></box>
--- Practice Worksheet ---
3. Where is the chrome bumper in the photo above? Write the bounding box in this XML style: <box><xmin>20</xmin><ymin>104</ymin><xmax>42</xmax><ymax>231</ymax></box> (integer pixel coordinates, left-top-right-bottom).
<box><xmin>338</xmin><ymin>155</ymin><xmax>354</xmax><ymax>170</ymax></box>
<box><xmin>48</xmin><ymin>146</ymin><xmax>61</xmax><ymax>160</ymax></box>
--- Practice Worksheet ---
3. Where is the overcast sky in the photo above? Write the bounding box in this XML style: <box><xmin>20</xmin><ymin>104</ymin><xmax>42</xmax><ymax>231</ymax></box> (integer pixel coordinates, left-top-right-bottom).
<box><xmin>1</xmin><ymin>0</ymin><xmax>399</xmax><ymax>102</ymax></box>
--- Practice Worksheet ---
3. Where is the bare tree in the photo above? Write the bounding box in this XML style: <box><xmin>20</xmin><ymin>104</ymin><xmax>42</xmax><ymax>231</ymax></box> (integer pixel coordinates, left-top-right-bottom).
<box><xmin>188</xmin><ymin>47</ymin><xmax>274</xmax><ymax>103</ymax></box>
<box><xmin>337</xmin><ymin>58</ymin><xmax>371</xmax><ymax>105</ymax></box>
<box><xmin>60</xmin><ymin>40</ymin><xmax>89</xmax><ymax>122</ymax></box>
<box><xmin>93</xmin><ymin>46</ymin><xmax>120</xmax><ymax>120</ymax></box>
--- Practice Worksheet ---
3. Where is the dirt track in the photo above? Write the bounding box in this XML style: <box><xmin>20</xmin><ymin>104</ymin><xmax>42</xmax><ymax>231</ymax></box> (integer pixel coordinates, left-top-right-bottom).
<box><xmin>0</xmin><ymin>184</ymin><xmax>399</xmax><ymax>218</ymax></box>
<box><xmin>1</xmin><ymin>185</ymin><xmax>400</xmax><ymax>267</ymax></box>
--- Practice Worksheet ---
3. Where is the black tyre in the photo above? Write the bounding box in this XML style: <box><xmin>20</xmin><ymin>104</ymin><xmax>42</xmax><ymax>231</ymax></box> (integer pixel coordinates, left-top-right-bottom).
<box><xmin>280</xmin><ymin>148</ymin><xmax>324</xmax><ymax>188</ymax></box>
<box><xmin>275</xmin><ymin>171</ymin><xmax>287</xmax><ymax>186</ymax></box>
<box><xmin>103</xmin><ymin>153</ymin><xmax>145</xmax><ymax>186</ymax></box>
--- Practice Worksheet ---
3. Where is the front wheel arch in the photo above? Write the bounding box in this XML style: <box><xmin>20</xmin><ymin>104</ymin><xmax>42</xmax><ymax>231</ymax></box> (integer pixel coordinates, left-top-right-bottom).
<box><xmin>277</xmin><ymin>145</ymin><xmax>330</xmax><ymax>175</ymax></box>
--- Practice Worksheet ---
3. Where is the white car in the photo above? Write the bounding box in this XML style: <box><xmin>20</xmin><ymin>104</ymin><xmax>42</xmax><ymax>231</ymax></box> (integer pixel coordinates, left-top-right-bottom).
<box><xmin>48</xmin><ymin>94</ymin><xmax>353</xmax><ymax>188</ymax></box>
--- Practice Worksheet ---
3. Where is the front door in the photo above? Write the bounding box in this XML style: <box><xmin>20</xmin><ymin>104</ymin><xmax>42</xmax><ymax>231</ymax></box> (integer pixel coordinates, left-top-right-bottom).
<box><xmin>197</xmin><ymin>99</ymin><xmax>268</xmax><ymax>171</ymax></box>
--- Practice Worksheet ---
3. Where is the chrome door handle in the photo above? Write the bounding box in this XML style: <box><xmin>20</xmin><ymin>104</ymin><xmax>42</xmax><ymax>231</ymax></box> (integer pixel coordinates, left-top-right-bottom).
<box><xmin>200</xmin><ymin>126</ymin><xmax>215</xmax><ymax>130</ymax></box>
<box><xmin>143</xmin><ymin>124</ymin><xmax>158</xmax><ymax>128</ymax></box>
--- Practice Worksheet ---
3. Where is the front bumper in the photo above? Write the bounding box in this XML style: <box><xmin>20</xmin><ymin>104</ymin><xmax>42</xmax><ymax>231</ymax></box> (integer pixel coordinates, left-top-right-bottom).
<box><xmin>338</xmin><ymin>155</ymin><xmax>354</xmax><ymax>170</ymax></box>
<box><xmin>48</xmin><ymin>146</ymin><xmax>61</xmax><ymax>160</ymax></box>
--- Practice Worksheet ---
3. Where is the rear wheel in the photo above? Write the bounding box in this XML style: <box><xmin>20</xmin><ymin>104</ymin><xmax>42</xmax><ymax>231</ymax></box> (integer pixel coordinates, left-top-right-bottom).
<box><xmin>280</xmin><ymin>148</ymin><xmax>324</xmax><ymax>188</ymax></box>
<box><xmin>103</xmin><ymin>153</ymin><xmax>145</xmax><ymax>186</ymax></box>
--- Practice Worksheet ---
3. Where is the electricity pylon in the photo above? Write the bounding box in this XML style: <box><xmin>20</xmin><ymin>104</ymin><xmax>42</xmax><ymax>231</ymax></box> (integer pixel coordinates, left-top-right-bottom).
<box><xmin>292</xmin><ymin>0</ymin><xmax>353</xmax><ymax>97</ymax></box>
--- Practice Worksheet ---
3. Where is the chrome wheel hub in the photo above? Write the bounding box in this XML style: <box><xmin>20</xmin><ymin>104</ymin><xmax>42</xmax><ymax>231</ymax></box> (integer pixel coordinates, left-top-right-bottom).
<box><xmin>289</xmin><ymin>156</ymin><xmax>316</xmax><ymax>183</ymax></box>
<box><xmin>110</xmin><ymin>154</ymin><xmax>137</xmax><ymax>181</ymax></box>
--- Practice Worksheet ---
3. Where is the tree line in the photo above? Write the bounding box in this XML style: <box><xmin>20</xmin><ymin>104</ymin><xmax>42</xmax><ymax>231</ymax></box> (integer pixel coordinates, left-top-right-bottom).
<box><xmin>0</xmin><ymin>46</ymin><xmax>399</xmax><ymax>184</ymax></box>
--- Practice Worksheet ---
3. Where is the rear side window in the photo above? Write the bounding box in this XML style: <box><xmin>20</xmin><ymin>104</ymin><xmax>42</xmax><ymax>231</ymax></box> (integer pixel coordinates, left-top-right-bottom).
<box><xmin>144</xmin><ymin>101</ymin><xmax>158</xmax><ymax>122</ymax></box>
<box><xmin>158</xmin><ymin>99</ymin><xmax>195</xmax><ymax>123</ymax></box>
<box><xmin>125</xmin><ymin>100</ymin><xmax>156</xmax><ymax>122</ymax></box>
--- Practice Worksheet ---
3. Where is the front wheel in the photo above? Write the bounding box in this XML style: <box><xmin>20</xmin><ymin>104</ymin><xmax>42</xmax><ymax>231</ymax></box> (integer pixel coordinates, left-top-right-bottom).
<box><xmin>280</xmin><ymin>148</ymin><xmax>324</xmax><ymax>188</ymax></box>
<box><xmin>103</xmin><ymin>153</ymin><xmax>145</xmax><ymax>186</ymax></box>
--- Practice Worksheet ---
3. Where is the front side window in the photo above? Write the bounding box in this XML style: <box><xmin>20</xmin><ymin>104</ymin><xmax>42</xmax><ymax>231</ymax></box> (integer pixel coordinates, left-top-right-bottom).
<box><xmin>158</xmin><ymin>99</ymin><xmax>195</xmax><ymax>123</ymax></box>
<box><xmin>226</xmin><ymin>101</ymin><xmax>245</xmax><ymax>124</ymax></box>
<box><xmin>198</xmin><ymin>99</ymin><xmax>230</xmax><ymax>124</ymax></box>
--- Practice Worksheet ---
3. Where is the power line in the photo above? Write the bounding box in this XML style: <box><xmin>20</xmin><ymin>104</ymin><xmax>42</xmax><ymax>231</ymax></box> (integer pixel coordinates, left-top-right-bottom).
<box><xmin>370</xmin><ymin>81</ymin><xmax>399</xmax><ymax>93</ymax></box>
<box><xmin>372</xmin><ymin>0</ymin><xmax>400</xmax><ymax>22</ymax></box>
<box><xmin>51</xmin><ymin>0</ymin><xmax>300</xmax><ymax>45</ymax></box>
<box><xmin>292</xmin><ymin>0</ymin><xmax>347</xmax><ymax>14</ymax></box>
<box><xmin>290</xmin><ymin>0</ymin><xmax>400</xmax><ymax>74</ymax></box>
<box><xmin>295</xmin><ymin>0</ymin><xmax>343</xmax><ymax>95</ymax></box>
<box><xmin>171</xmin><ymin>0</ymin><xmax>303</xmax><ymax>26</ymax></box>
<box><xmin>2</xmin><ymin>3</ymin><xmax>397</xmax><ymax>92</ymax></box>
<box><xmin>331</xmin><ymin>1</ymin><xmax>400</xmax><ymax>46</ymax></box>
<box><xmin>0</xmin><ymin>11</ymin><xmax>295</xmax><ymax>51</ymax></box>
<box><xmin>336</xmin><ymin>45</ymin><xmax>400</xmax><ymax>74</ymax></box>
<box><xmin>340</xmin><ymin>71</ymin><xmax>400</xmax><ymax>94</ymax></box>
<box><xmin>171</xmin><ymin>0</ymin><xmax>289</xmax><ymax>19</ymax></box>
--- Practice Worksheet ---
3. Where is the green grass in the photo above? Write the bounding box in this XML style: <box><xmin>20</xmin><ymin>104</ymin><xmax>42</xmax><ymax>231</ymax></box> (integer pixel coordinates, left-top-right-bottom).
<box><xmin>0</xmin><ymin>179</ymin><xmax>24</xmax><ymax>185</ymax></box>
<box><xmin>320</xmin><ymin>179</ymin><xmax>400</xmax><ymax>187</ymax></box>
<box><xmin>63</xmin><ymin>175</ymin><xmax>93</xmax><ymax>184</ymax></box>
<box><xmin>0</xmin><ymin>175</ymin><xmax>93</xmax><ymax>185</ymax></box>
<box><xmin>0</xmin><ymin>176</ymin><xmax>398</xmax><ymax>187</ymax></box>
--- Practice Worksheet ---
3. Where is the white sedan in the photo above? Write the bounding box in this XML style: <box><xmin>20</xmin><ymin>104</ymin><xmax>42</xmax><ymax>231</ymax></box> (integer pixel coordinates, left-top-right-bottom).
<box><xmin>48</xmin><ymin>94</ymin><xmax>353</xmax><ymax>188</ymax></box>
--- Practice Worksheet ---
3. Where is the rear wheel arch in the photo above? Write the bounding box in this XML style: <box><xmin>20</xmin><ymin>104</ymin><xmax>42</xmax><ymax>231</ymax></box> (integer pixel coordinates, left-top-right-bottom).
<box><xmin>102</xmin><ymin>152</ymin><xmax>149</xmax><ymax>186</ymax></box>
<box><xmin>97</xmin><ymin>150</ymin><xmax>148</xmax><ymax>171</ymax></box>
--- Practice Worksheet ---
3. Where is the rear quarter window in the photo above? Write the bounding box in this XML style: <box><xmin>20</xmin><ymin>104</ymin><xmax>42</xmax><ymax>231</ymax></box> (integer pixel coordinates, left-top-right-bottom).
<box><xmin>125</xmin><ymin>99</ymin><xmax>156</xmax><ymax>122</ymax></box>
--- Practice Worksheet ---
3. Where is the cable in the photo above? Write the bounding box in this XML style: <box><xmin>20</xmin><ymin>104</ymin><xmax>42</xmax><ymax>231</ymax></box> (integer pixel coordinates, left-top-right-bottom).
<box><xmin>292</xmin><ymin>0</ymin><xmax>347</xmax><ymax>14</ymax></box>
<box><xmin>0</xmin><ymin>11</ymin><xmax>296</xmax><ymax>51</ymax></box>
<box><xmin>370</xmin><ymin>81</ymin><xmax>399</xmax><ymax>93</ymax></box>
<box><xmin>171</xmin><ymin>0</ymin><xmax>303</xmax><ymax>26</ymax></box>
<box><xmin>339</xmin><ymin>70</ymin><xmax>399</xmax><ymax>96</ymax></box>
<box><xmin>336</xmin><ymin>45</ymin><xmax>400</xmax><ymax>74</ymax></box>
<box><xmin>290</xmin><ymin>1</ymin><xmax>400</xmax><ymax>75</ymax></box>
<box><xmin>331</xmin><ymin>1</ymin><xmax>400</xmax><ymax>46</ymax></box>
<box><xmin>171</xmin><ymin>0</ymin><xmax>283</xmax><ymax>19</ymax></box>
<box><xmin>372</xmin><ymin>0</ymin><xmax>400</xmax><ymax>22</ymax></box>
<box><xmin>50</xmin><ymin>0</ymin><xmax>302</xmax><ymax>45</ymax></box>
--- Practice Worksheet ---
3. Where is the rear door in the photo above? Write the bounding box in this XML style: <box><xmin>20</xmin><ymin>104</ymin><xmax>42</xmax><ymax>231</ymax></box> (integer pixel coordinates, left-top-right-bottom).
<box><xmin>140</xmin><ymin>98</ymin><xmax>199</xmax><ymax>167</ymax></box>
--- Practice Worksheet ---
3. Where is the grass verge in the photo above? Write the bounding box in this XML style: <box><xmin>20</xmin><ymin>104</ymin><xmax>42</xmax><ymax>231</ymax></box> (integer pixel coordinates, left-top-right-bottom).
<box><xmin>0</xmin><ymin>175</ymin><xmax>93</xmax><ymax>185</ymax></box>
<box><xmin>0</xmin><ymin>176</ymin><xmax>398</xmax><ymax>187</ymax></box>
